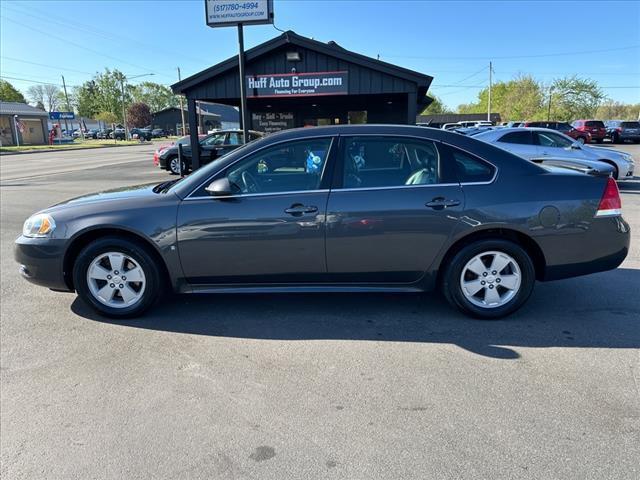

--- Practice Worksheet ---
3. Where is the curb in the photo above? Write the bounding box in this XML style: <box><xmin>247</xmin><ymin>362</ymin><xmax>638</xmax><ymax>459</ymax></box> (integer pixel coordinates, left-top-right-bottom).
<box><xmin>0</xmin><ymin>142</ymin><xmax>152</xmax><ymax>156</ymax></box>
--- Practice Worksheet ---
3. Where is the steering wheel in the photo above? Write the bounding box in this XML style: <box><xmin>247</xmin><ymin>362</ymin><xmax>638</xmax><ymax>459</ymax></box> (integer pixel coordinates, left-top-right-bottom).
<box><xmin>241</xmin><ymin>170</ymin><xmax>261</xmax><ymax>193</ymax></box>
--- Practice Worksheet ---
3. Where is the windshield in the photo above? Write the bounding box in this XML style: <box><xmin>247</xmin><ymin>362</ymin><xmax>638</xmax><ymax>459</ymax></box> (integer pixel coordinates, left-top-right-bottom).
<box><xmin>622</xmin><ymin>122</ymin><xmax>640</xmax><ymax>128</ymax></box>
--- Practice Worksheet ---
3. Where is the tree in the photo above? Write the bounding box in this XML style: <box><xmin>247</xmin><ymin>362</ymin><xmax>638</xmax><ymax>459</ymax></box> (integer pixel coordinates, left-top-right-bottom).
<box><xmin>548</xmin><ymin>76</ymin><xmax>604</xmax><ymax>121</ymax></box>
<box><xmin>95</xmin><ymin>111</ymin><xmax>118</xmax><ymax>125</ymax></box>
<box><xmin>0</xmin><ymin>80</ymin><xmax>26</xmax><ymax>103</ymax></box>
<box><xmin>126</xmin><ymin>102</ymin><xmax>152</xmax><ymax>128</ymax></box>
<box><xmin>420</xmin><ymin>95</ymin><xmax>453</xmax><ymax>115</ymax></box>
<box><xmin>74</xmin><ymin>69</ymin><xmax>130</xmax><ymax>122</ymax></box>
<box><xmin>595</xmin><ymin>100</ymin><xmax>640</xmax><ymax>120</ymax></box>
<box><xmin>129</xmin><ymin>82</ymin><xmax>179</xmax><ymax>113</ymax></box>
<box><xmin>26</xmin><ymin>84</ymin><xmax>63</xmax><ymax>112</ymax></box>
<box><xmin>457</xmin><ymin>75</ymin><xmax>545</xmax><ymax>121</ymax></box>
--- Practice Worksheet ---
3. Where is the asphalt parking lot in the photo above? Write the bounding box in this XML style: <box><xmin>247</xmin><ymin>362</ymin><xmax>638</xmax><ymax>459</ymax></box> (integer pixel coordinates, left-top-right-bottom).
<box><xmin>1</xmin><ymin>143</ymin><xmax>639</xmax><ymax>479</ymax></box>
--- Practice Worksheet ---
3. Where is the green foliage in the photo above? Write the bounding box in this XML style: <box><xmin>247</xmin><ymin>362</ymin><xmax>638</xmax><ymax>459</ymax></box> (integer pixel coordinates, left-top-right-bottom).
<box><xmin>126</xmin><ymin>102</ymin><xmax>152</xmax><ymax>128</ymax></box>
<box><xmin>457</xmin><ymin>75</ymin><xmax>545</xmax><ymax>121</ymax></box>
<box><xmin>128</xmin><ymin>82</ymin><xmax>179</xmax><ymax>113</ymax></box>
<box><xmin>73</xmin><ymin>69</ymin><xmax>130</xmax><ymax>122</ymax></box>
<box><xmin>548</xmin><ymin>76</ymin><xmax>605</xmax><ymax>121</ymax></box>
<box><xmin>0</xmin><ymin>80</ymin><xmax>26</xmax><ymax>103</ymax></box>
<box><xmin>421</xmin><ymin>95</ymin><xmax>453</xmax><ymax>115</ymax></box>
<box><xmin>95</xmin><ymin>111</ymin><xmax>118</xmax><ymax>125</ymax></box>
<box><xmin>595</xmin><ymin>100</ymin><xmax>640</xmax><ymax>120</ymax></box>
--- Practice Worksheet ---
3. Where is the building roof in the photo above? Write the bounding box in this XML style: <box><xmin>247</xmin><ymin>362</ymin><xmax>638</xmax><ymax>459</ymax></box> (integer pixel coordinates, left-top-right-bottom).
<box><xmin>416</xmin><ymin>113</ymin><xmax>502</xmax><ymax>124</ymax></box>
<box><xmin>153</xmin><ymin>103</ymin><xmax>238</xmax><ymax>122</ymax></box>
<box><xmin>0</xmin><ymin>101</ymin><xmax>49</xmax><ymax>117</ymax></box>
<box><xmin>172</xmin><ymin>30</ymin><xmax>433</xmax><ymax>95</ymax></box>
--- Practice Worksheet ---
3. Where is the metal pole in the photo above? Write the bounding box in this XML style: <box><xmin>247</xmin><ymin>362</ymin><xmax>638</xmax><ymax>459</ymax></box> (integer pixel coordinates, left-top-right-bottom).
<box><xmin>237</xmin><ymin>23</ymin><xmax>249</xmax><ymax>143</ymax></box>
<box><xmin>487</xmin><ymin>61</ymin><xmax>492</xmax><ymax>122</ymax></box>
<box><xmin>177</xmin><ymin>67</ymin><xmax>187</xmax><ymax>136</ymax></box>
<box><xmin>547</xmin><ymin>87</ymin><xmax>553</xmax><ymax>121</ymax></box>
<box><xmin>61</xmin><ymin>75</ymin><xmax>77</xmax><ymax>138</ymax></box>
<box><xmin>120</xmin><ymin>76</ymin><xmax>128</xmax><ymax>140</ymax></box>
<box><xmin>13</xmin><ymin>115</ymin><xmax>20</xmax><ymax>147</ymax></box>
<box><xmin>178</xmin><ymin>142</ymin><xmax>184</xmax><ymax>177</ymax></box>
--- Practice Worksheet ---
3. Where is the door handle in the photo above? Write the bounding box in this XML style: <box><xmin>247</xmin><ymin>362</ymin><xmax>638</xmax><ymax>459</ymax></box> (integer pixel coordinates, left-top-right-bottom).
<box><xmin>285</xmin><ymin>204</ymin><xmax>318</xmax><ymax>215</ymax></box>
<box><xmin>425</xmin><ymin>197</ymin><xmax>461</xmax><ymax>209</ymax></box>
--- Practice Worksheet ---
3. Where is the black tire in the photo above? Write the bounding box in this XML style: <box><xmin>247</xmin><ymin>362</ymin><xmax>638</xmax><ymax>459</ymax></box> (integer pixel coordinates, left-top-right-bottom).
<box><xmin>168</xmin><ymin>156</ymin><xmax>187</xmax><ymax>175</ymax></box>
<box><xmin>610</xmin><ymin>133</ymin><xmax>619</xmax><ymax>144</ymax></box>
<box><xmin>441</xmin><ymin>239</ymin><xmax>535</xmax><ymax>319</ymax></box>
<box><xmin>73</xmin><ymin>236</ymin><xmax>163</xmax><ymax>318</ymax></box>
<box><xmin>595</xmin><ymin>138</ymin><xmax>603</xmax><ymax>144</ymax></box>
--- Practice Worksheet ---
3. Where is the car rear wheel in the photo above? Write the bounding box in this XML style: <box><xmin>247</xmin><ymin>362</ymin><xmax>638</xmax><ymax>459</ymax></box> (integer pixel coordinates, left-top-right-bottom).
<box><xmin>442</xmin><ymin>239</ymin><xmax>535</xmax><ymax>319</ymax></box>
<box><xmin>73</xmin><ymin>237</ymin><xmax>162</xmax><ymax>318</ymax></box>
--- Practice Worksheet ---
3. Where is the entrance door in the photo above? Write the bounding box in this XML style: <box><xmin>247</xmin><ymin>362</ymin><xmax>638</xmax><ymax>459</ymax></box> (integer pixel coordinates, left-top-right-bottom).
<box><xmin>325</xmin><ymin>136</ymin><xmax>463</xmax><ymax>283</ymax></box>
<box><xmin>177</xmin><ymin>137</ymin><xmax>335</xmax><ymax>284</ymax></box>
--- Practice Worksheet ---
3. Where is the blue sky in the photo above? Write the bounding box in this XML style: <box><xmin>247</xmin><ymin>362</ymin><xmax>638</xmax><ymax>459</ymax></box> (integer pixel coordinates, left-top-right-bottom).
<box><xmin>1</xmin><ymin>0</ymin><xmax>639</xmax><ymax>108</ymax></box>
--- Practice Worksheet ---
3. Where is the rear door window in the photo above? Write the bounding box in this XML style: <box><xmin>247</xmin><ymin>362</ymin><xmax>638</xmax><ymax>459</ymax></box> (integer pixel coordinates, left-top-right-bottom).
<box><xmin>621</xmin><ymin>122</ymin><xmax>640</xmax><ymax>128</ymax></box>
<box><xmin>498</xmin><ymin>131</ymin><xmax>533</xmax><ymax>144</ymax></box>
<box><xmin>585</xmin><ymin>121</ymin><xmax>605</xmax><ymax>128</ymax></box>
<box><xmin>448</xmin><ymin>147</ymin><xmax>496</xmax><ymax>183</ymax></box>
<box><xmin>340</xmin><ymin>137</ymin><xmax>441</xmax><ymax>189</ymax></box>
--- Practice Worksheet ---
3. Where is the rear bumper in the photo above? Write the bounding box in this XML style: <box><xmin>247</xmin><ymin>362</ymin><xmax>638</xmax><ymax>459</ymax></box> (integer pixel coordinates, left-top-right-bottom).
<box><xmin>14</xmin><ymin>236</ymin><xmax>71</xmax><ymax>291</ymax></box>
<box><xmin>539</xmin><ymin>216</ymin><xmax>630</xmax><ymax>281</ymax></box>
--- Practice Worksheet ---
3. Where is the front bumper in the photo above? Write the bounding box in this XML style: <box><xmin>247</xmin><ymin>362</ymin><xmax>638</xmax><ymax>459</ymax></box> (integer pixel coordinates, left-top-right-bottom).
<box><xmin>14</xmin><ymin>236</ymin><xmax>71</xmax><ymax>291</ymax></box>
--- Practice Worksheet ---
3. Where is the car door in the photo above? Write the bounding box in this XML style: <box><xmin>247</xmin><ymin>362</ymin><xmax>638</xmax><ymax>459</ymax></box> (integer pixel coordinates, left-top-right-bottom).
<box><xmin>495</xmin><ymin>130</ymin><xmax>538</xmax><ymax>159</ymax></box>
<box><xmin>200</xmin><ymin>132</ymin><xmax>228</xmax><ymax>164</ymax></box>
<box><xmin>534</xmin><ymin>130</ymin><xmax>577</xmax><ymax>158</ymax></box>
<box><xmin>325</xmin><ymin>135</ymin><xmax>464</xmax><ymax>283</ymax></box>
<box><xmin>176</xmin><ymin>136</ymin><xmax>335</xmax><ymax>284</ymax></box>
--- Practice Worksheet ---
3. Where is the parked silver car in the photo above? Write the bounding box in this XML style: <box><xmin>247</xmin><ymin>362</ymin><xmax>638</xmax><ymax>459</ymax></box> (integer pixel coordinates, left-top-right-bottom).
<box><xmin>473</xmin><ymin>128</ymin><xmax>635</xmax><ymax>180</ymax></box>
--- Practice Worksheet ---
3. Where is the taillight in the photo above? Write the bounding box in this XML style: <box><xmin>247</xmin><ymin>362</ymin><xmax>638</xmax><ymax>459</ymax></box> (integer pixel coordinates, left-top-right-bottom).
<box><xmin>596</xmin><ymin>177</ymin><xmax>622</xmax><ymax>217</ymax></box>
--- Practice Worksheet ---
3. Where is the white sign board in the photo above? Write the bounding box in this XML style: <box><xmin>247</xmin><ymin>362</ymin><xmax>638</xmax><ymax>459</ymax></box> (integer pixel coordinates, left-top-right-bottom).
<box><xmin>205</xmin><ymin>0</ymin><xmax>273</xmax><ymax>27</ymax></box>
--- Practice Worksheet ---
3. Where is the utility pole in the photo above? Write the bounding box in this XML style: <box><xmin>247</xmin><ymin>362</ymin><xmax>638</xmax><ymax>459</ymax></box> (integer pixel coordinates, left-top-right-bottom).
<box><xmin>120</xmin><ymin>75</ymin><xmax>128</xmax><ymax>140</ymax></box>
<box><xmin>61</xmin><ymin>75</ymin><xmax>78</xmax><ymax>138</ymax></box>
<box><xmin>487</xmin><ymin>61</ymin><xmax>492</xmax><ymax>122</ymax></box>
<box><xmin>177</xmin><ymin>67</ymin><xmax>187</xmax><ymax>136</ymax></box>
<box><xmin>547</xmin><ymin>86</ymin><xmax>554</xmax><ymax>121</ymax></box>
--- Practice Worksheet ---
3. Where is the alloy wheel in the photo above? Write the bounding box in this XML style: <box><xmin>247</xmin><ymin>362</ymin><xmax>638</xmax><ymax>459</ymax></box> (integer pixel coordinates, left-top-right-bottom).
<box><xmin>459</xmin><ymin>251</ymin><xmax>521</xmax><ymax>309</ymax></box>
<box><xmin>86</xmin><ymin>251</ymin><xmax>146</xmax><ymax>308</ymax></box>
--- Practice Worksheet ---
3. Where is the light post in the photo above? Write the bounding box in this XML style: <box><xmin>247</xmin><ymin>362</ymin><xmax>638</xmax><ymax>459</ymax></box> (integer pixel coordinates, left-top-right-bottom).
<box><xmin>547</xmin><ymin>86</ymin><xmax>554</xmax><ymax>121</ymax></box>
<box><xmin>120</xmin><ymin>73</ymin><xmax>154</xmax><ymax>140</ymax></box>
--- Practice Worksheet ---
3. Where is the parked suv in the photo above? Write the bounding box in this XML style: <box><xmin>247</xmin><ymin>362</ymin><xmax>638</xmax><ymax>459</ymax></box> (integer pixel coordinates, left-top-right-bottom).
<box><xmin>605</xmin><ymin>120</ymin><xmax>640</xmax><ymax>144</ymax></box>
<box><xmin>572</xmin><ymin>120</ymin><xmax>606</xmax><ymax>143</ymax></box>
<box><xmin>523</xmin><ymin>121</ymin><xmax>591</xmax><ymax>144</ymax></box>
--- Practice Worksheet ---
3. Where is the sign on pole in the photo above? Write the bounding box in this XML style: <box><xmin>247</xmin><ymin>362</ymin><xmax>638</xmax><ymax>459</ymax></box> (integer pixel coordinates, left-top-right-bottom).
<box><xmin>205</xmin><ymin>0</ymin><xmax>273</xmax><ymax>27</ymax></box>
<box><xmin>49</xmin><ymin>112</ymin><xmax>75</xmax><ymax>120</ymax></box>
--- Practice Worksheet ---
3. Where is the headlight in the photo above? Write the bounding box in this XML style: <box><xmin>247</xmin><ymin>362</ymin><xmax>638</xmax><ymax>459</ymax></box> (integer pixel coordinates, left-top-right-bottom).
<box><xmin>23</xmin><ymin>213</ymin><xmax>56</xmax><ymax>238</ymax></box>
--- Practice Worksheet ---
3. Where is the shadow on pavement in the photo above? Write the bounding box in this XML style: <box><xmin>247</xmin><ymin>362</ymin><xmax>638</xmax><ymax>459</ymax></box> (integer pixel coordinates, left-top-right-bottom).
<box><xmin>72</xmin><ymin>268</ymin><xmax>640</xmax><ymax>360</ymax></box>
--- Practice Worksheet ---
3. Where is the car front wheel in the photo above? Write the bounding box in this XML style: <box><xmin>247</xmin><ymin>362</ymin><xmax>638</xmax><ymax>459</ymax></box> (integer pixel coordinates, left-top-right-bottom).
<box><xmin>73</xmin><ymin>236</ymin><xmax>162</xmax><ymax>318</ymax></box>
<box><xmin>442</xmin><ymin>239</ymin><xmax>535</xmax><ymax>319</ymax></box>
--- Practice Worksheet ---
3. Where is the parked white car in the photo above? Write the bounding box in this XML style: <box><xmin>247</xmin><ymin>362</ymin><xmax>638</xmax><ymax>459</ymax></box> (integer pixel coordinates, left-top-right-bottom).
<box><xmin>473</xmin><ymin>128</ymin><xmax>635</xmax><ymax>180</ymax></box>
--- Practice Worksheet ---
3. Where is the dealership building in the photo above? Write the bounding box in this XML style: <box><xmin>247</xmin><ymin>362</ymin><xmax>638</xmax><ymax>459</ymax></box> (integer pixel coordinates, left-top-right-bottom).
<box><xmin>172</xmin><ymin>30</ymin><xmax>434</xmax><ymax>167</ymax></box>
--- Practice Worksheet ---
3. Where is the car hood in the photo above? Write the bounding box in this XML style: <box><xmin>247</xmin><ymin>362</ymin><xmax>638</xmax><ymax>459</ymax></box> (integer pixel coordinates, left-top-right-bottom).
<box><xmin>46</xmin><ymin>183</ymin><xmax>168</xmax><ymax>212</ymax></box>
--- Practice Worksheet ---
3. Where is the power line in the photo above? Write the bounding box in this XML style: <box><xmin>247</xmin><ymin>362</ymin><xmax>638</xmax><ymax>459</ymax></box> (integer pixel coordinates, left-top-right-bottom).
<box><xmin>1</xmin><ymin>3</ymin><xmax>207</xmax><ymax>67</ymax></box>
<box><xmin>0</xmin><ymin>56</ymin><xmax>96</xmax><ymax>76</ymax></box>
<box><xmin>382</xmin><ymin>45</ymin><xmax>640</xmax><ymax>60</ymax></box>
<box><xmin>1</xmin><ymin>16</ymin><xmax>174</xmax><ymax>80</ymax></box>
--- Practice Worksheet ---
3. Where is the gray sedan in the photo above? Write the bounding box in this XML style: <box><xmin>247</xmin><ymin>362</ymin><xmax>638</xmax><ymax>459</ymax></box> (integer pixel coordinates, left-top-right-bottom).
<box><xmin>15</xmin><ymin>125</ymin><xmax>630</xmax><ymax>319</ymax></box>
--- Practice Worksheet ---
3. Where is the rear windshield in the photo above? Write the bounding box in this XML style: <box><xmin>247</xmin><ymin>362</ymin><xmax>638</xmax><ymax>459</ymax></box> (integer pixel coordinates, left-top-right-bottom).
<box><xmin>585</xmin><ymin>121</ymin><xmax>605</xmax><ymax>128</ymax></box>
<box><xmin>621</xmin><ymin>122</ymin><xmax>640</xmax><ymax>128</ymax></box>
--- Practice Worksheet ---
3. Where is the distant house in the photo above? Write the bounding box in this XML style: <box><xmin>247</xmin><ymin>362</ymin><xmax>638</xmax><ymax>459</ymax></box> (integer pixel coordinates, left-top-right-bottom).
<box><xmin>0</xmin><ymin>102</ymin><xmax>49</xmax><ymax>146</ymax></box>
<box><xmin>416</xmin><ymin>113</ymin><xmax>502</xmax><ymax>128</ymax></box>
<box><xmin>152</xmin><ymin>102</ymin><xmax>239</xmax><ymax>135</ymax></box>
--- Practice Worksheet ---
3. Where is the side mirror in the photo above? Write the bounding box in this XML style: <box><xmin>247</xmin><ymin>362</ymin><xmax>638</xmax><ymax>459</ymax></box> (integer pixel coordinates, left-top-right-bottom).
<box><xmin>571</xmin><ymin>142</ymin><xmax>581</xmax><ymax>149</ymax></box>
<box><xmin>205</xmin><ymin>177</ymin><xmax>233</xmax><ymax>197</ymax></box>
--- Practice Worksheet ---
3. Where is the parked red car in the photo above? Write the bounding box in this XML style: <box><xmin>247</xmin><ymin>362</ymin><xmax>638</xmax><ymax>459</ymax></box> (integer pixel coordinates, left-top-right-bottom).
<box><xmin>522</xmin><ymin>121</ymin><xmax>592</xmax><ymax>144</ymax></box>
<box><xmin>571</xmin><ymin>120</ymin><xmax>606</xmax><ymax>143</ymax></box>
